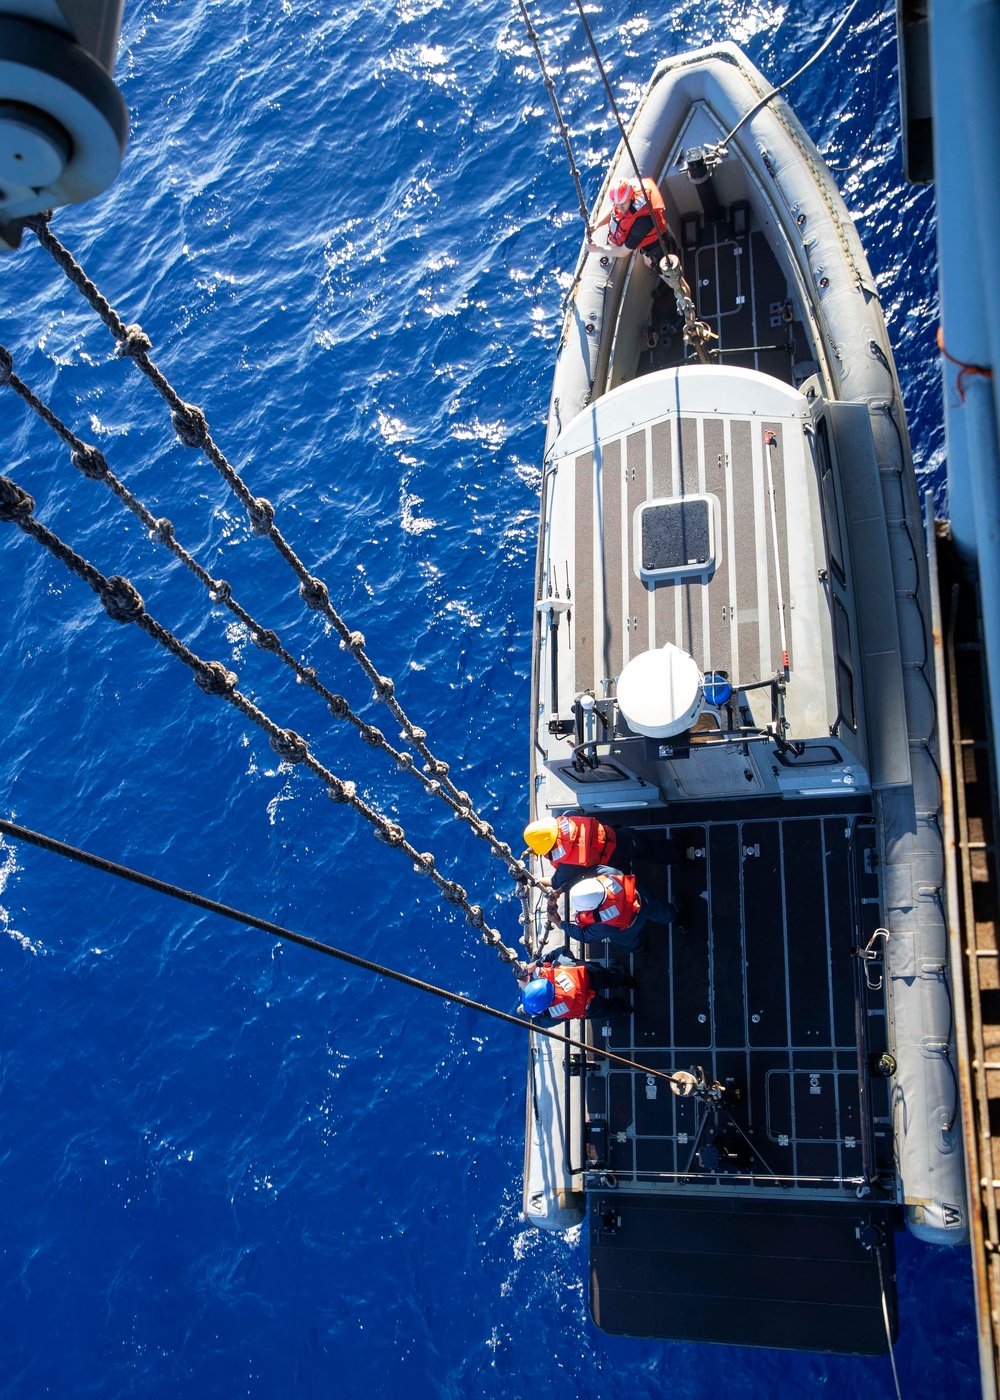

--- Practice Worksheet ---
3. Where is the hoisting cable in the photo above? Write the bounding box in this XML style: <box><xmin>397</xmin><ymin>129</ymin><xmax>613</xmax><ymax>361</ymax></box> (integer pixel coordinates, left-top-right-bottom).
<box><xmin>825</xmin><ymin>0</ymin><xmax>883</xmax><ymax>173</ymax></box>
<box><xmin>710</xmin><ymin>0</ymin><xmax>864</xmax><ymax>153</ymax></box>
<box><xmin>0</xmin><ymin>343</ymin><xmax>543</xmax><ymax>897</ymax></box>
<box><xmin>567</xmin><ymin>0</ymin><xmax>713</xmax><ymax>363</ymax></box>
<box><xmin>876</xmin><ymin>1248</ymin><xmax>903</xmax><ymax>1400</ymax></box>
<box><xmin>514</xmin><ymin>0</ymin><xmax>592</xmax><ymax>237</ymax></box>
<box><xmin>568</xmin><ymin>0</ymin><xmax>672</xmax><ymax>264</ymax></box>
<box><xmin>0</xmin><ymin>815</ymin><xmax>685</xmax><ymax>1088</ymax></box>
<box><xmin>22</xmin><ymin>213</ymin><xmax>540</xmax><ymax>895</ymax></box>
<box><xmin>0</xmin><ymin>471</ymin><xmax>519</xmax><ymax>964</ymax></box>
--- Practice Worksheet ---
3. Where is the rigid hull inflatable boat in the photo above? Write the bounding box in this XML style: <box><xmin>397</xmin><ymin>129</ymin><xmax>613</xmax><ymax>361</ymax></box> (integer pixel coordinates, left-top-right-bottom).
<box><xmin>523</xmin><ymin>43</ymin><xmax>965</xmax><ymax>1353</ymax></box>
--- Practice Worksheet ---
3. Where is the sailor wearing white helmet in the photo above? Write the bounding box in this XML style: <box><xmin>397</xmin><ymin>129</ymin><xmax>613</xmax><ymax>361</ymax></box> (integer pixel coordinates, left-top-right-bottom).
<box><xmin>567</xmin><ymin>865</ymin><xmax>687</xmax><ymax>953</ymax></box>
<box><xmin>587</xmin><ymin>176</ymin><xmax>669</xmax><ymax>265</ymax></box>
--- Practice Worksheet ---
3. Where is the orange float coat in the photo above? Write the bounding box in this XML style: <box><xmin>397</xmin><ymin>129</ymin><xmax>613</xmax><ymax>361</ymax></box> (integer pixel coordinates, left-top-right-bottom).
<box><xmin>608</xmin><ymin>179</ymin><xmax>667</xmax><ymax>251</ymax></box>
<box><xmin>550</xmin><ymin>814</ymin><xmax>617</xmax><ymax>868</ymax></box>
<box><xmin>538</xmin><ymin>963</ymin><xmax>595</xmax><ymax>1020</ymax></box>
<box><xmin>572</xmin><ymin>871</ymin><xmax>640</xmax><ymax>931</ymax></box>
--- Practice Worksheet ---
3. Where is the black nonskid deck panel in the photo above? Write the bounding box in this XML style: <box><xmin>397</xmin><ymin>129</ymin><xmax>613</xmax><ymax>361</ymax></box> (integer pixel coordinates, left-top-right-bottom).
<box><xmin>584</xmin><ymin>810</ymin><xmax>892</xmax><ymax>1192</ymax></box>
<box><xmin>637</xmin><ymin>222</ymin><xmax>812</xmax><ymax>386</ymax></box>
<box><xmin>589</xmin><ymin>1194</ymin><xmax>898</xmax><ymax>1353</ymax></box>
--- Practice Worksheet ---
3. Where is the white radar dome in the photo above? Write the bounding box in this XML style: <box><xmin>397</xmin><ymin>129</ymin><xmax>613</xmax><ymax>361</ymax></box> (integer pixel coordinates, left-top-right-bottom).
<box><xmin>616</xmin><ymin>643</ymin><xmax>703</xmax><ymax>739</ymax></box>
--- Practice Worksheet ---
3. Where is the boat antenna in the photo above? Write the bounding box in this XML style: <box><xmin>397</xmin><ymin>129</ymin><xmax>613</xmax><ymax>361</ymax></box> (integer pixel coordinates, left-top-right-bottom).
<box><xmin>515</xmin><ymin>0</ymin><xmax>593</xmax><ymax>238</ymax></box>
<box><xmin>763</xmin><ymin>429</ymin><xmax>790</xmax><ymax>681</ymax></box>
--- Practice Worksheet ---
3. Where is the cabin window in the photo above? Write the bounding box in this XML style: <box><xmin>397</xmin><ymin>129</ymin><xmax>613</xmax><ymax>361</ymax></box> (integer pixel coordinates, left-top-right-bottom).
<box><xmin>774</xmin><ymin>744</ymin><xmax>843</xmax><ymax>767</ymax></box>
<box><xmin>815</xmin><ymin>419</ymin><xmax>847</xmax><ymax>587</ymax></box>
<box><xmin>551</xmin><ymin>761</ymin><xmax>631</xmax><ymax>785</ymax></box>
<box><xmin>833</xmin><ymin>597</ymin><xmax>857</xmax><ymax>731</ymax></box>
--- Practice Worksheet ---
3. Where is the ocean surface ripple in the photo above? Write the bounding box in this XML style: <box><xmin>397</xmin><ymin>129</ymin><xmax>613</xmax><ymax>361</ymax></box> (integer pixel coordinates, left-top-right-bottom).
<box><xmin>0</xmin><ymin>0</ymin><xmax>976</xmax><ymax>1395</ymax></box>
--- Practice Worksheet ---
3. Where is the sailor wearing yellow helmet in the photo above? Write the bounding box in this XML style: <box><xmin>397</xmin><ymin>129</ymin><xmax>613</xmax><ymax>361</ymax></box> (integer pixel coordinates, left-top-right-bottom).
<box><xmin>523</xmin><ymin>814</ymin><xmax>652</xmax><ymax>891</ymax></box>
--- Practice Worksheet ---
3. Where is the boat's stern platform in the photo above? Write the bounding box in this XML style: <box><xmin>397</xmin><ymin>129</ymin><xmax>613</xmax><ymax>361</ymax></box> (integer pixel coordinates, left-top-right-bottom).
<box><xmin>588</xmin><ymin>1193</ymin><xmax>897</xmax><ymax>1353</ymax></box>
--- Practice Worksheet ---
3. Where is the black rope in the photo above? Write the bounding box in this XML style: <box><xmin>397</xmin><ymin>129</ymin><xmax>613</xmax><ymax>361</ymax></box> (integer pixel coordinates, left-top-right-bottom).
<box><xmin>876</xmin><ymin>1248</ymin><xmax>903</xmax><ymax>1399</ymax></box>
<box><xmin>514</xmin><ymin>0</ymin><xmax>592</xmax><ymax>235</ymax></box>
<box><xmin>714</xmin><ymin>0</ymin><xmax>864</xmax><ymax>151</ymax></box>
<box><xmin>0</xmin><ymin>470</ymin><xmax>518</xmax><ymax>961</ymax></box>
<box><xmin>0</xmin><ymin>816</ymin><xmax>682</xmax><ymax>1086</ymax></box>
<box><xmin>22</xmin><ymin>215</ymin><xmax>540</xmax><ymax>893</ymax></box>
<box><xmin>562</xmin><ymin>3</ymin><xmax>720</xmax><ymax>361</ymax></box>
<box><xmin>825</xmin><ymin>0</ymin><xmax>883</xmax><ymax>174</ymax></box>
<box><xmin>568</xmin><ymin>0</ymin><xmax>675</xmax><ymax>263</ymax></box>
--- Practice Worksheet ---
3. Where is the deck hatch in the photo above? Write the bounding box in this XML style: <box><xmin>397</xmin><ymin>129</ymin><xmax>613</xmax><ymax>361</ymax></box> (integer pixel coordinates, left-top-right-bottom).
<box><xmin>634</xmin><ymin>494</ymin><xmax>718</xmax><ymax>582</ymax></box>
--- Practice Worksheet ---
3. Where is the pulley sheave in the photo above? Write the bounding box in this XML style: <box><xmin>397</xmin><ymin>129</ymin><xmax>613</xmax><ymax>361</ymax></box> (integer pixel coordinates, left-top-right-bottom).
<box><xmin>0</xmin><ymin>15</ymin><xmax>127</xmax><ymax>246</ymax></box>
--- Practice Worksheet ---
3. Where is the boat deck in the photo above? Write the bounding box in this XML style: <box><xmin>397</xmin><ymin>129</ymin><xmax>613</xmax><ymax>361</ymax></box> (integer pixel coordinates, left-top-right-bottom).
<box><xmin>573</xmin><ymin>806</ymin><xmax>894</xmax><ymax>1195</ymax></box>
<box><xmin>637</xmin><ymin>219</ymin><xmax>812</xmax><ymax>388</ymax></box>
<box><xmin>564</xmin><ymin>388</ymin><xmax>798</xmax><ymax>692</ymax></box>
<box><xmin>541</xmin><ymin>261</ymin><xmax>838</xmax><ymax>800</ymax></box>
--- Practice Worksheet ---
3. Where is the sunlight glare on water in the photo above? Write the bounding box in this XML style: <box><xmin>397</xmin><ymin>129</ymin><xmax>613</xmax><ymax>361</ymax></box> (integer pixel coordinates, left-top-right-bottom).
<box><xmin>0</xmin><ymin>0</ymin><xmax>976</xmax><ymax>1394</ymax></box>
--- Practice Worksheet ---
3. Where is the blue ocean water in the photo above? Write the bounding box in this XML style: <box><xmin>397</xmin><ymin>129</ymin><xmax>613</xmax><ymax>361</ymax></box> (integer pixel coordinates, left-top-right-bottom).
<box><xmin>0</xmin><ymin>0</ymin><xmax>977</xmax><ymax>1394</ymax></box>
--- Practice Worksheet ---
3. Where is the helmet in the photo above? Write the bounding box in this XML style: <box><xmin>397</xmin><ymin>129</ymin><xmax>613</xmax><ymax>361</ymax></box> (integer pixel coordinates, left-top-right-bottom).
<box><xmin>524</xmin><ymin>819</ymin><xmax>559</xmax><ymax>855</ymax></box>
<box><xmin>570</xmin><ymin>877</ymin><xmax>606</xmax><ymax>913</ymax></box>
<box><xmin>522</xmin><ymin>977</ymin><xmax>555</xmax><ymax>1015</ymax></box>
<box><xmin>610</xmin><ymin>178</ymin><xmax>635</xmax><ymax>212</ymax></box>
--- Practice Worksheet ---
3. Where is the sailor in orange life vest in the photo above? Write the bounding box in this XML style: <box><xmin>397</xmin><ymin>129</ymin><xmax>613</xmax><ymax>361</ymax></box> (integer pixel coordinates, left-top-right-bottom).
<box><xmin>567</xmin><ymin>866</ymin><xmax>684</xmax><ymax>954</ymax></box>
<box><xmin>515</xmin><ymin>948</ymin><xmax>633</xmax><ymax>1022</ymax></box>
<box><xmin>587</xmin><ymin>176</ymin><xmax>670</xmax><ymax>265</ymax></box>
<box><xmin>523</xmin><ymin>814</ymin><xmax>656</xmax><ymax>892</ymax></box>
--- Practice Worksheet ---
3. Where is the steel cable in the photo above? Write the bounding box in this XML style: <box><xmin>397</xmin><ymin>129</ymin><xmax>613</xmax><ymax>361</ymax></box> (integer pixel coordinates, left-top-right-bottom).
<box><xmin>565</xmin><ymin>0</ymin><xmax>713</xmax><ymax>361</ymax></box>
<box><xmin>714</xmin><ymin>0</ymin><xmax>864</xmax><ymax>152</ymax></box>
<box><xmin>567</xmin><ymin>0</ymin><xmax>675</xmax><ymax>264</ymax></box>
<box><xmin>876</xmin><ymin>1248</ymin><xmax>902</xmax><ymax>1400</ymax></box>
<box><xmin>0</xmin><ymin>815</ymin><xmax>684</xmax><ymax>1087</ymax></box>
<box><xmin>514</xmin><ymin>0</ymin><xmax>592</xmax><ymax>236</ymax></box>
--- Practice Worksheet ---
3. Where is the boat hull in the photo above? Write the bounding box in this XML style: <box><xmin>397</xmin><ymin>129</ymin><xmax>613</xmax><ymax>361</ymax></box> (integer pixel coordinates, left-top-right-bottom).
<box><xmin>526</xmin><ymin>43</ymin><xmax>966</xmax><ymax>1255</ymax></box>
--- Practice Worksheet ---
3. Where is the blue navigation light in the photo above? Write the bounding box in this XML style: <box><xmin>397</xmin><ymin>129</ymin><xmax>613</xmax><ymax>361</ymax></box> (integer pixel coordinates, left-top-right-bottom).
<box><xmin>703</xmin><ymin>674</ymin><xmax>733</xmax><ymax>706</ymax></box>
